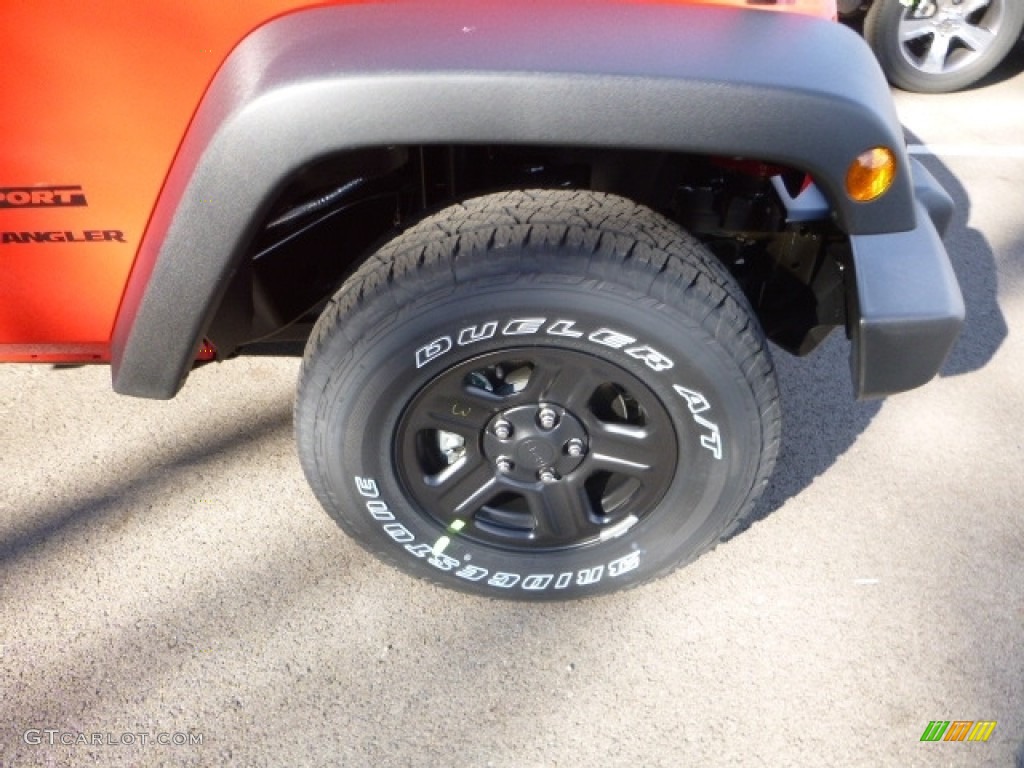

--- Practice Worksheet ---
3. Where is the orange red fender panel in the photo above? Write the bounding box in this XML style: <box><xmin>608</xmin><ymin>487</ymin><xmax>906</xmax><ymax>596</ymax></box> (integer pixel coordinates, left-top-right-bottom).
<box><xmin>0</xmin><ymin>1</ymin><xmax>319</xmax><ymax>361</ymax></box>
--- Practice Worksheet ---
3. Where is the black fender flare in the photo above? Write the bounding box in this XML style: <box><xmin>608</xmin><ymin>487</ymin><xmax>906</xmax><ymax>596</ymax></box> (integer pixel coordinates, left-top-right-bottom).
<box><xmin>112</xmin><ymin>0</ymin><xmax>913</xmax><ymax>398</ymax></box>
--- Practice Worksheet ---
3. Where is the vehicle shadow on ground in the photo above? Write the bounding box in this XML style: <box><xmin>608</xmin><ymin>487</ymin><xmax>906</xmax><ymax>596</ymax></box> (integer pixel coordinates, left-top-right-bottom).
<box><xmin>733</xmin><ymin>132</ymin><xmax>1005</xmax><ymax>535</ymax></box>
<box><xmin>918</xmin><ymin>140</ymin><xmax>1008</xmax><ymax>380</ymax></box>
<box><xmin>0</xmin><ymin>404</ymin><xmax>294</xmax><ymax>566</ymax></box>
<box><xmin>974</xmin><ymin>37</ymin><xmax>1024</xmax><ymax>90</ymax></box>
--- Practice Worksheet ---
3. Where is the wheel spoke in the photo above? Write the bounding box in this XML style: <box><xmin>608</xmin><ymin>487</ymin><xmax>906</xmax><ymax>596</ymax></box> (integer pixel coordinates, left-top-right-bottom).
<box><xmin>521</xmin><ymin>356</ymin><xmax>607</xmax><ymax>408</ymax></box>
<box><xmin>955</xmin><ymin>24</ymin><xmax>996</xmax><ymax>53</ymax></box>
<box><xmin>422</xmin><ymin>393</ymin><xmax>493</xmax><ymax>432</ymax></box>
<box><xmin>525</xmin><ymin>481</ymin><xmax>597</xmax><ymax>543</ymax></box>
<box><xmin>403</xmin><ymin>383</ymin><xmax>497</xmax><ymax>434</ymax></box>
<box><xmin>425</xmin><ymin>455</ymin><xmax>502</xmax><ymax>517</ymax></box>
<box><xmin>900</xmin><ymin>18</ymin><xmax>938</xmax><ymax>43</ymax></box>
<box><xmin>586</xmin><ymin>422</ymin><xmax>664</xmax><ymax>477</ymax></box>
<box><xmin>920</xmin><ymin>34</ymin><xmax>953</xmax><ymax>73</ymax></box>
<box><xmin>959</xmin><ymin>0</ymin><xmax>993</xmax><ymax>18</ymax></box>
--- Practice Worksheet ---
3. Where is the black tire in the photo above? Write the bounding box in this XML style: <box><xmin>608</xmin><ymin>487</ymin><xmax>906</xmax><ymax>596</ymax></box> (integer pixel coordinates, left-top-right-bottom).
<box><xmin>295</xmin><ymin>190</ymin><xmax>780</xmax><ymax>600</ymax></box>
<box><xmin>865</xmin><ymin>0</ymin><xmax>1024</xmax><ymax>93</ymax></box>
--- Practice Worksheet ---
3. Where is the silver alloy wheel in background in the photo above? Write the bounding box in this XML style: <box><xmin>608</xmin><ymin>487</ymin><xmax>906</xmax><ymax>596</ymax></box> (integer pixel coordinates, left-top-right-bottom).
<box><xmin>900</xmin><ymin>0</ymin><xmax>1004</xmax><ymax>76</ymax></box>
<box><xmin>864</xmin><ymin>0</ymin><xmax>1024</xmax><ymax>93</ymax></box>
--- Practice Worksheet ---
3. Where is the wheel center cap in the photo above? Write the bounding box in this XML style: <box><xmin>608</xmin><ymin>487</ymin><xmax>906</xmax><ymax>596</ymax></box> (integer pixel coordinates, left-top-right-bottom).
<box><xmin>516</xmin><ymin>438</ymin><xmax>558</xmax><ymax>469</ymax></box>
<box><xmin>484</xmin><ymin>403</ymin><xmax>589</xmax><ymax>483</ymax></box>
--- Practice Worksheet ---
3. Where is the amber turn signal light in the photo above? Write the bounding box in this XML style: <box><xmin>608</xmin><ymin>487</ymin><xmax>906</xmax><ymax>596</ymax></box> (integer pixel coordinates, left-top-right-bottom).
<box><xmin>846</xmin><ymin>147</ymin><xmax>896</xmax><ymax>203</ymax></box>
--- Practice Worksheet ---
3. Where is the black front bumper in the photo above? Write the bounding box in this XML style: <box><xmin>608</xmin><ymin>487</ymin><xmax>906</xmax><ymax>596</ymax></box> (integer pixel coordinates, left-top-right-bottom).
<box><xmin>847</xmin><ymin>158</ymin><xmax>965</xmax><ymax>399</ymax></box>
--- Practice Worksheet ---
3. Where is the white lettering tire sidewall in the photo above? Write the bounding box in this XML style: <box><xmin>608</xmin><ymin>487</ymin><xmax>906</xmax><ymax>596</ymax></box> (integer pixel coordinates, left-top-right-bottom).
<box><xmin>304</xmin><ymin>277</ymin><xmax>764</xmax><ymax>599</ymax></box>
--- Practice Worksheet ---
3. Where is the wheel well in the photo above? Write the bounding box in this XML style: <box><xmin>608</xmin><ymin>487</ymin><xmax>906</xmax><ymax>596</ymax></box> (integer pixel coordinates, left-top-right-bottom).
<box><xmin>207</xmin><ymin>143</ymin><xmax>847</xmax><ymax>359</ymax></box>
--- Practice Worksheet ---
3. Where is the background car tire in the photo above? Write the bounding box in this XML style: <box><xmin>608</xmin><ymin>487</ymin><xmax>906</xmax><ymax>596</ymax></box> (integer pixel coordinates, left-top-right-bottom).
<box><xmin>864</xmin><ymin>0</ymin><xmax>1024</xmax><ymax>93</ymax></box>
<box><xmin>295</xmin><ymin>190</ymin><xmax>780</xmax><ymax>599</ymax></box>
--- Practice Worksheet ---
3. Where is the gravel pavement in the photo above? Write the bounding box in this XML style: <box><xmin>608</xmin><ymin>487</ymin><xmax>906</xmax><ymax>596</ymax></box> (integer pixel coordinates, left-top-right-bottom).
<box><xmin>1</xmin><ymin>44</ymin><xmax>1023</xmax><ymax>768</ymax></box>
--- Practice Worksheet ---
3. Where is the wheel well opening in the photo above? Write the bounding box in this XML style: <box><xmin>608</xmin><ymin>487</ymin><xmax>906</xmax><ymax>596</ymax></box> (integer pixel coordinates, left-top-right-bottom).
<box><xmin>205</xmin><ymin>143</ymin><xmax>846</xmax><ymax>360</ymax></box>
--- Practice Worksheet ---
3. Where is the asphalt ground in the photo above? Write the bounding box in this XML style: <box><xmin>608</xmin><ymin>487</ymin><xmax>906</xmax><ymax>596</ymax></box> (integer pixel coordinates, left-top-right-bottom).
<box><xmin>2</xmin><ymin>44</ymin><xmax>1023</xmax><ymax>768</ymax></box>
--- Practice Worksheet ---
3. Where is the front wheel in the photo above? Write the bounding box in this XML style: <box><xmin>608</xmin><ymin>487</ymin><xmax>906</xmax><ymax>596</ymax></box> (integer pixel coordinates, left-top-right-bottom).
<box><xmin>295</xmin><ymin>190</ymin><xmax>780</xmax><ymax>599</ymax></box>
<box><xmin>864</xmin><ymin>0</ymin><xmax>1024</xmax><ymax>93</ymax></box>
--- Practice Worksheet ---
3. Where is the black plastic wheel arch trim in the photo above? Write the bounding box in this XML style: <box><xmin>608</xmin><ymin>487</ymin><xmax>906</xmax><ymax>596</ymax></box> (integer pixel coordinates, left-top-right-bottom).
<box><xmin>112</xmin><ymin>0</ymin><xmax>915</xmax><ymax>399</ymax></box>
<box><xmin>847</xmin><ymin>195</ymin><xmax>965</xmax><ymax>400</ymax></box>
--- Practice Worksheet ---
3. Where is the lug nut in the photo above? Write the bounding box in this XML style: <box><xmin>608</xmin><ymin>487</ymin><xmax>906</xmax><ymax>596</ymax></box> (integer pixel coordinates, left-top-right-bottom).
<box><xmin>496</xmin><ymin>457</ymin><xmax>514</xmax><ymax>473</ymax></box>
<box><xmin>566</xmin><ymin>438</ymin><xmax>586</xmax><ymax>458</ymax></box>
<box><xmin>538</xmin><ymin>468</ymin><xmax>559</xmax><ymax>483</ymax></box>
<box><xmin>493</xmin><ymin>420</ymin><xmax>513</xmax><ymax>440</ymax></box>
<box><xmin>537</xmin><ymin>406</ymin><xmax>559</xmax><ymax>431</ymax></box>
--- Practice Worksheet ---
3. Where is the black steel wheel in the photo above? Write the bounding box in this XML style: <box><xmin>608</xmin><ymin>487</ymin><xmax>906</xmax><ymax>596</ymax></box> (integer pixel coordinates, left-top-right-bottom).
<box><xmin>394</xmin><ymin>347</ymin><xmax>679</xmax><ymax>552</ymax></box>
<box><xmin>296</xmin><ymin>190</ymin><xmax>780</xmax><ymax>599</ymax></box>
